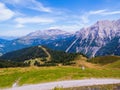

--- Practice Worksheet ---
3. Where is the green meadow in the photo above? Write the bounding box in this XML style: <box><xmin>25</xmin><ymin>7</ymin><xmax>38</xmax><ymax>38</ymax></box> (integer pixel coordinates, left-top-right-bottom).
<box><xmin>0</xmin><ymin>66</ymin><xmax>120</xmax><ymax>88</ymax></box>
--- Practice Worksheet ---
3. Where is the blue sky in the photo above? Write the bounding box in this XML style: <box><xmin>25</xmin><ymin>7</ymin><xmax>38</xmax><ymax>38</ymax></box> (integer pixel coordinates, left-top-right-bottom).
<box><xmin>0</xmin><ymin>0</ymin><xmax>120</xmax><ymax>37</ymax></box>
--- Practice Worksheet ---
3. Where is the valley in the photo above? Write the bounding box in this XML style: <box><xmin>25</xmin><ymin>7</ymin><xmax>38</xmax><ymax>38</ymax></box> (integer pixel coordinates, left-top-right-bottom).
<box><xmin>0</xmin><ymin>0</ymin><xmax>120</xmax><ymax>90</ymax></box>
<box><xmin>0</xmin><ymin>20</ymin><xmax>120</xmax><ymax>89</ymax></box>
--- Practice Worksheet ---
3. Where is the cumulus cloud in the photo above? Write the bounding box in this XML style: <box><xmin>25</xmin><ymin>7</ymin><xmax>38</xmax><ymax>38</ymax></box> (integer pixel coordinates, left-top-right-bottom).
<box><xmin>0</xmin><ymin>2</ymin><xmax>15</xmax><ymax>21</ymax></box>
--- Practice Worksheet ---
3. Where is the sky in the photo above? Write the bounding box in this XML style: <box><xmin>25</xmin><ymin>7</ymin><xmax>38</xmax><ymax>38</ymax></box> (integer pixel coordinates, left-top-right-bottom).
<box><xmin>0</xmin><ymin>0</ymin><xmax>120</xmax><ymax>38</ymax></box>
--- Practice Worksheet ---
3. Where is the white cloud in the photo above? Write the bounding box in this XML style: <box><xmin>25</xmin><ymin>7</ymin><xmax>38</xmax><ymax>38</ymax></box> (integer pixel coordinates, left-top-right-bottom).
<box><xmin>14</xmin><ymin>16</ymin><xmax>56</xmax><ymax>28</ymax></box>
<box><xmin>0</xmin><ymin>2</ymin><xmax>15</xmax><ymax>21</ymax></box>
<box><xmin>28</xmin><ymin>0</ymin><xmax>52</xmax><ymax>12</ymax></box>
<box><xmin>48</xmin><ymin>25</ymin><xmax>81</xmax><ymax>32</ymax></box>
<box><xmin>2</xmin><ymin>0</ymin><xmax>52</xmax><ymax>12</ymax></box>
<box><xmin>16</xmin><ymin>24</ymin><xmax>24</xmax><ymax>28</ymax></box>
<box><xmin>80</xmin><ymin>10</ymin><xmax>106</xmax><ymax>24</ymax></box>
<box><xmin>80</xmin><ymin>9</ymin><xmax>120</xmax><ymax>25</ymax></box>
<box><xmin>0</xmin><ymin>29</ymin><xmax>36</xmax><ymax>37</ymax></box>
<box><xmin>15</xmin><ymin>17</ymin><xmax>55</xmax><ymax>24</ymax></box>
<box><xmin>80</xmin><ymin>15</ymin><xmax>89</xmax><ymax>24</ymax></box>
<box><xmin>89</xmin><ymin>9</ymin><xmax>120</xmax><ymax>15</ymax></box>
<box><xmin>101</xmin><ymin>11</ymin><xmax>120</xmax><ymax>15</ymax></box>
<box><xmin>89</xmin><ymin>9</ymin><xmax>107</xmax><ymax>14</ymax></box>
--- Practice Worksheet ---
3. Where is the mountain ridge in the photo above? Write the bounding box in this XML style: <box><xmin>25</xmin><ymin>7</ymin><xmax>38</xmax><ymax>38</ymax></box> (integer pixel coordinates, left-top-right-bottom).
<box><xmin>72</xmin><ymin>19</ymin><xmax>120</xmax><ymax>57</ymax></box>
<box><xmin>0</xmin><ymin>19</ymin><xmax>120</xmax><ymax>58</ymax></box>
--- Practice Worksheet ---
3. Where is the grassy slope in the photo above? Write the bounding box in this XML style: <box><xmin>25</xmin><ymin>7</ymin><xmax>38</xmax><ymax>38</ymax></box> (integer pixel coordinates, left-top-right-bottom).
<box><xmin>88</xmin><ymin>55</ymin><xmax>120</xmax><ymax>70</ymax></box>
<box><xmin>74</xmin><ymin>55</ymin><xmax>101</xmax><ymax>69</ymax></box>
<box><xmin>0</xmin><ymin>66</ymin><xmax>120</xmax><ymax>88</ymax></box>
<box><xmin>105</xmin><ymin>60</ymin><xmax>120</xmax><ymax>68</ymax></box>
<box><xmin>89</xmin><ymin>56</ymin><xmax>120</xmax><ymax>65</ymax></box>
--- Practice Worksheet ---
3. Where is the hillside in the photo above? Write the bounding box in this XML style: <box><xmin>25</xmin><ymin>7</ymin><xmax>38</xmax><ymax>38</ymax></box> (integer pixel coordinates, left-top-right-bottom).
<box><xmin>0</xmin><ymin>46</ymin><xmax>84</xmax><ymax>67</ymax></box>
<box><xmin>0</xmin><ymin>46</ymin><xmax>48</xmax><ymax>62</ymax></box>
<box><xmin>88</xmin><ymin>56</ymin><xmax>120</xmax><ymax>68</ymax></box>
<box><xmin>105</xmin><ymin>60</ymin><xmax>120</xmax><ymax>68</ymax></box>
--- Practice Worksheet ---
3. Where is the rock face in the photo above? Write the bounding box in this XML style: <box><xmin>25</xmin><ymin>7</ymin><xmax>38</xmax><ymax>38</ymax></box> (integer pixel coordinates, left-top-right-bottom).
<box><xmin>13</xmin><ymin>29</ymin><xmax>74</xmax><ymax>52</ymax></box>
<box><xmin>15</xmin><ymin>29</ymin><xmax>73</xmax><ymax>45</ymax></box>
<box><xmin>73</xmin><ymin>20</ymin><xmax>120</xmax><ymax>57</ymax></box>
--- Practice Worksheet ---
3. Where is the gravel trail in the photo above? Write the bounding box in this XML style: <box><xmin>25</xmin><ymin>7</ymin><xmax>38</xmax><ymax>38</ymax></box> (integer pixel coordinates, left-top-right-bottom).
<box><xmin>4</xmin><ymin>78</ymin><xmax>120</xmax><ymax>90</ymax></box>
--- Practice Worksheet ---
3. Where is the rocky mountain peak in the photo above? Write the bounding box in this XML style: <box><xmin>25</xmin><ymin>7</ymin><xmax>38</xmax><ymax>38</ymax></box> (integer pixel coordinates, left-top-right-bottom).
<box><xmin>26</xmin><ymin>29</ymin><xmax>72</xmax><ymax>38</ymax></box>
<box><xmin>74</xmin><ymin>19</ymin><xmax>120</xmax><ymax>57</ymax></box>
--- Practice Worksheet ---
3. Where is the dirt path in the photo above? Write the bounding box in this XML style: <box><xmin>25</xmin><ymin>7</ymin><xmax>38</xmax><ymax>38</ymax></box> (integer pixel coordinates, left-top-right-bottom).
<box><xmin>38</xmin><ymin>46</ymin><xmax>51</xmax><ymax>61</ymax></box>
<box><xmin>5</xmin><ymin>78</ymin><xmax>120</xmax><ymax>90</ymax></box>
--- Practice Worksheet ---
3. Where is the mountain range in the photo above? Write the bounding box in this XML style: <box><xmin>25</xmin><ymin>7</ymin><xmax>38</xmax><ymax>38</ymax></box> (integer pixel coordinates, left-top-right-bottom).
<box><xmin>0</xmin><ymin>19</ymin><xmax>120</xmax><ymax>58</ymax></box>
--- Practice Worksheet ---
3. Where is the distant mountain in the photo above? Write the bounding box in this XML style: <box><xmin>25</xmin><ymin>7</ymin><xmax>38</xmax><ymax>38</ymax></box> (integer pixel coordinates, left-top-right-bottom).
<box><xmin>0</xmin><ymin>29</ymin><xmax>74</xmax><ymax>54</ymax></box>
<box><xmin>11</xmin><ymin>29</ymin><xmax>74</xmax><ymax>52</ymax></box>
<box><xmin>0</xmin><ymin>36</ymin><xmax>18</xmax><ymax>40</ymax></box>
<box><xmin>0</xmin><ymin>39</ymin><xmax>10</xmax><ymax>55</ymax></box>
<box><xmin>69</xmin><ymin>19</ymin><xmax>120</xmax><ymax>57</ymax></box>
<box><xmin>15</xmin><ymin>29</ymin><xmax>73</xmax><ymax>45</ymax></box>
<box><xmin>0</xmin><ymin>20</ymin><xmax>120</xmax><ymax>58</ymax></box>
<box><xmin>0</xmin><ymin>39</ymin><xmax>9</xmax><ymax>48</ymax></box>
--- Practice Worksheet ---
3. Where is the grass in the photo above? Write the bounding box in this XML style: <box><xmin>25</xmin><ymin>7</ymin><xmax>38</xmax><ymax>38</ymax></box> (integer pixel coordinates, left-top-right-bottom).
<box><xmin>89</xmin><ymin>56</ymin><xmax>120</xmax><ymax>65</ymax></box>
<box><xmin>105</xmin><ymin>60</ymin><xmax>120</xmax><ymax>68</ymax></box>
<box><xmin>74</xmin><ymin>55</ymin><xmax>101</xmax><ymax>69</ymax></box>
<box><xmin>0</xmin><ymin>66</ymin><xmax>120</xmax><ymax>88</ymax></box>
